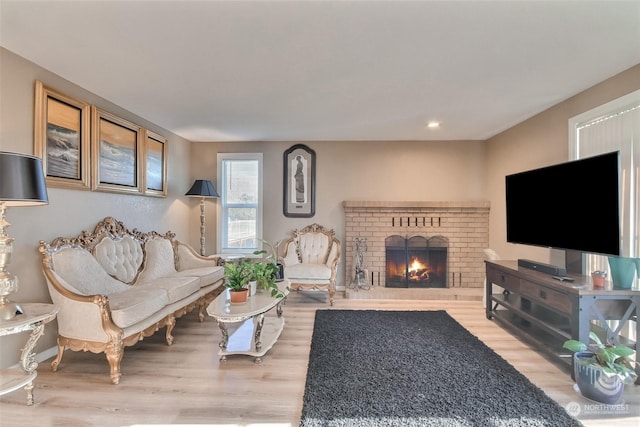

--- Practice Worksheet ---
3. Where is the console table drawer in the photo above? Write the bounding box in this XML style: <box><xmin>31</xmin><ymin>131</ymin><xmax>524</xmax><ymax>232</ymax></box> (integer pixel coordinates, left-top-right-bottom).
<box><xmin>520</xmin><ymin>280</ymin><xmax>571</xmax><ymax>314</ymax></box>
<box><xmin>487</xmin><ymin>267</ymin><xmax>520</xmax><ymax>293</ymax></box>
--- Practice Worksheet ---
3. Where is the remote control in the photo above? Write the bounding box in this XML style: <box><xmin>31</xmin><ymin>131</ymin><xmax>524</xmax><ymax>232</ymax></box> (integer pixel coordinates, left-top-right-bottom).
<box><xmin>552</xmin><ymin>275</ymin><xmax>574</xmax><ymax>282</ymax></box>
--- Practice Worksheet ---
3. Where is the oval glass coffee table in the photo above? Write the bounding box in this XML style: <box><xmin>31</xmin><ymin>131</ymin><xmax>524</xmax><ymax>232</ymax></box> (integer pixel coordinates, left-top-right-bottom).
<box><xmin>206</xmin><ymin>280</ymin><xmax>289</xmax><ymax>363</ymax></box>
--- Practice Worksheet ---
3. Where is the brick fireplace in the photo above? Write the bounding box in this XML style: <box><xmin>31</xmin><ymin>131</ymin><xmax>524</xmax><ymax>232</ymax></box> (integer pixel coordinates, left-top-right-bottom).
<box><xmin>343</xmin><ymin>201</ymin><xmax>490</xmax><ymax>290</ymax></box>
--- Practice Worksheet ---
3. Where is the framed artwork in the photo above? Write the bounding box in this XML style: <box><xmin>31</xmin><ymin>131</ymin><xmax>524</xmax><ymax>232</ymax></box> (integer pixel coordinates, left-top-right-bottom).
<box><xmin>283</xmin><ymin>144</ymin><xmax>315</xmax><ymax>218</ymax></box>
<box><xmin>143</xmin><ymin>130</ymin><xmax>168</xmax><ymax>197</ymax></box>
<box><xmin>91</xmin><ymin>107</ymin><xmax>142</xmax><ymax>194</ymax></box>
<box><xmin>34</xmin><ymin>81</ymin><xmax>91</xmax><ymax>190</ymax></box>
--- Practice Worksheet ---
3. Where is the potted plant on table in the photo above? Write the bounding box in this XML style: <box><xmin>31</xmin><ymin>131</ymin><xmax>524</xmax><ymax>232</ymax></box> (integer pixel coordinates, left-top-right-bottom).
<box><xmin>250</xmin><ymin>261</ymin><xmax>284</xmax><ymax>298</ymax></box>
<box><xmin>223</xmin><ymin>261</ymin><xmax>251</xmax><ymax>304</ymax></box>
<box><xmin>563</xmin><ymin>331</ymin><xmax>637</xmax><ymax>404</ymax></box>
<box><xmin>252</xmin><ymin>239</ymin><xmax>286</xmax><ymax>298</ymax></box>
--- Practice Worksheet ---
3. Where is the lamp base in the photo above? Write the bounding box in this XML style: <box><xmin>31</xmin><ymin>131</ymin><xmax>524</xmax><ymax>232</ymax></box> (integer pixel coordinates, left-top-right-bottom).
<box><xmin>0</xmin><ymin>301</ymin><xmax>23</xmax><ymax>320</ymax></box>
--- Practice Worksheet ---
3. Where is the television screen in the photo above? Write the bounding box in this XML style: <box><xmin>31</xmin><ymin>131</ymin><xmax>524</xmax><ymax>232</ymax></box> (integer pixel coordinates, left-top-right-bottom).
<box><xmin>505</xmin><ymin>151</ymin><xmax>620</xmax><ymax>256</ymax></box>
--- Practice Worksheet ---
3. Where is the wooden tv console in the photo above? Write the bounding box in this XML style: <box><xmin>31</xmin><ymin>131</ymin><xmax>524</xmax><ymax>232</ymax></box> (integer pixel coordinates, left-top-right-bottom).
<box><xmin>485</xmin><ymin>260</ymin><xmax>639</xmax><ymax>379</ymax></box>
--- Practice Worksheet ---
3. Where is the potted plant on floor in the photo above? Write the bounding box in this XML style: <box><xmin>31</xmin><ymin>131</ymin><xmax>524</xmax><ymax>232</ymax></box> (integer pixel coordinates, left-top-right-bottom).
<box><xmin>224</xmin><ymin>261</ymin><xmax>251</xmax><ymax>304</ymax></box>
<box><xmin>563</xmin><ymin>331</ymin><xmax>637</xmax><ymax>404</ymax></box>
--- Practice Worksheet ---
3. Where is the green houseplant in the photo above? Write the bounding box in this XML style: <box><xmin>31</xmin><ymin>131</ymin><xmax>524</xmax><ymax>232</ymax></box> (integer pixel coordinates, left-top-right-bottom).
<box><xmin>247</xmin><ymin>261</ymin><xmax>285</xmax><ymax>298</ymax></box>
<box><xmin>563</xmin><ymin>331</ymin><xmax>637</xmax><ymax>404</ymax></box>
<box><xmin>223</xmin><ymin>261</ymin><xmax>251</xmax><ymax>303</ymax></box>
<box><xmin>252</xmin><ymin>239</ymin><xmax>286</xmax><ymax>298</ymax></box>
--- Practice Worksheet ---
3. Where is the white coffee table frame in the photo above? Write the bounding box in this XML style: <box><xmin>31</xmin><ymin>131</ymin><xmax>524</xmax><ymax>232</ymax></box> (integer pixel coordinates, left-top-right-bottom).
<box><xmin>206</xmin><ymin>280</ymin><xmax>289</xmax><ymax>363</ymax></box>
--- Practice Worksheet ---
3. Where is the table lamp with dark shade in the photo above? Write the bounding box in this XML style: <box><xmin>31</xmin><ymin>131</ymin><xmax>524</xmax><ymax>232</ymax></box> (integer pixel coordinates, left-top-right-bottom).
<box><xmin>0</xmin><ymin>152</ymin><xmax>49</xmax><ymax>320</ymax></box>
<box><xmin>185</xmin><ymin>179</ymin><xmax>219</xmax><ymax>256</ymax></box>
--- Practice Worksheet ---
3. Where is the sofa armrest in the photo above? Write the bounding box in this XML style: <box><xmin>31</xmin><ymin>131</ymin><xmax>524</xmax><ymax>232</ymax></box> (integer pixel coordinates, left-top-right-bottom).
<box><xmin>43</xmin><ymin>269</ymin><xmax>121</xmax><ymax>343</ymax></box>
<box><xmin>175</xmin><ymin>241</ymin><xmax>221</xmax><ymax>270</ymax></box>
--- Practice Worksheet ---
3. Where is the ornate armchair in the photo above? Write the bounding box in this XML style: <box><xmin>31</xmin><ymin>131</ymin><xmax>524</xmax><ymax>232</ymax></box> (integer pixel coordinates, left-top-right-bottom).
<box><xmin>281</xmin><ymin>224</ymin><xmax>341</xmax><ymax>305</ymax></box>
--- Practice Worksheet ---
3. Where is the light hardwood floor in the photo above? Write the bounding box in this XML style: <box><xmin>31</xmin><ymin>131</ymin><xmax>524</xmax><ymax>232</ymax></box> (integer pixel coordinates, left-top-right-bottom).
<box><xmin>0</xmin><ymin>292</ymin><xmax>637</xmax><ymax>427</ymax></box>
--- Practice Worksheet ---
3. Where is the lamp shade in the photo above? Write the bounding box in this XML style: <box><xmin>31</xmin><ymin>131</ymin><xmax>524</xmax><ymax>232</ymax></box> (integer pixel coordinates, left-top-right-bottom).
<box><xmin>185</xmin><ymin>179</ymin><xmax>219</xmax><ymax>198</ymax></box>
<box><xmin>0</xmin><ymin>152</ymin><xmax>48</xmax><ymax>206</ymax></box>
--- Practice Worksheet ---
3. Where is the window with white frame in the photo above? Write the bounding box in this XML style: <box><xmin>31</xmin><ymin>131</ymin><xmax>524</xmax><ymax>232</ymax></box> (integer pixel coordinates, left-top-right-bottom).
<box><xmin>217</xmin><ymin>153</ymin><xmax>263</xmax><ymax>254</ymax></box>
<box><xmin>569</xmin><ymin>89</ymin><xmax>640</xmax><ymax>269</ymax></box>
<box><xmin>569</xmin><ymin>90</ymin><xmax>639</xmax><ymax>342</ymax></box>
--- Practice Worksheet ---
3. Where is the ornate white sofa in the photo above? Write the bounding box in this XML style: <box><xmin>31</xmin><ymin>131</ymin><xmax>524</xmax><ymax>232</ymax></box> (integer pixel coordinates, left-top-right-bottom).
<box><xmin>38</xmin><ymin>217</ymin><xmax>225</xmax><ymax>384</ymax></box>
<box><xmin>281</xmin><ymin>223</ymin><xmax>341</xmax><ymax>305</ymax></box>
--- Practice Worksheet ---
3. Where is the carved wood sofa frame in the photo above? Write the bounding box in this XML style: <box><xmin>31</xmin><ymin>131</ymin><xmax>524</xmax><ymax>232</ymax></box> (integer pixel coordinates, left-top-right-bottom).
<box><xmin>38</xmin><ymin>217</ymin><xmax>224</xmax><ymax>384</ymax></box>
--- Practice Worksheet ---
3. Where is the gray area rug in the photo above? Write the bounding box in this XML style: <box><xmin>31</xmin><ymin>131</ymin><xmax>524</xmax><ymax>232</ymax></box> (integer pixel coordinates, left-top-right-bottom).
<box><xmin>300</xmin><ymin>310</ymin><xmax>582</xmax><ymax>427</ymax></box>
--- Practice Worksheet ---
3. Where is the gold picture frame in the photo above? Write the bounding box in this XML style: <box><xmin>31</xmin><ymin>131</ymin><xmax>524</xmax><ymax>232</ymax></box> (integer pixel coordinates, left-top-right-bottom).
<box><xmin>143</xmin><ymin>130</ymin><xmax>168</xmax><ymax>197</ymax></box>
<box><xmin>91</xmin><ymin>107</ymin><xmax>142</xmax><ymax>194</ymax></box>
<box><xmin>34</xmin><ymin>80</ymin><xmax>91</xmax><ymax>190</ymax></box>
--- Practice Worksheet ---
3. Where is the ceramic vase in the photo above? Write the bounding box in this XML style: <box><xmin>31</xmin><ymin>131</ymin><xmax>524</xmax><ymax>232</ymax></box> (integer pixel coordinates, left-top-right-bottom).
<box><xmin>608</xmin><ymin>256</ymin><xmax>637</xmax><ymax>290</ymax></box>
<box><xmin>247</xmin><ymin>280</ymin><xmax>257</xmax><ymax>296</ymax></box>
<box><xmin>574</xmin><ymin>351</ymin><xmax>624</xmax><ymax>404</ymax></box>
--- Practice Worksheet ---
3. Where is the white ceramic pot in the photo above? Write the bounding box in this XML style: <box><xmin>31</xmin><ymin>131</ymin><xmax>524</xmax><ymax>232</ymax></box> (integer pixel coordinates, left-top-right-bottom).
<box><xmin>248</xmin><ymin>280</ymin><xmax>257</xmax><ymax>296</ymax></box>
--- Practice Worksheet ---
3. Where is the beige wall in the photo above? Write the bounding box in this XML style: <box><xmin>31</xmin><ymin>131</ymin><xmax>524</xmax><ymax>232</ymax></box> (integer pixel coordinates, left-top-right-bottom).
<box><xmin>485</xmin><ymin>64</ymin><xmax>640</xmax><ymax>265</ymax></box>
<box><xmin>0</xmin><ymin>48</ymin><xmax>194</xmax><ymax>368</ymax></box>
<box><xmin>193</xmin><ymin>139</ymin><xmax>487</xmax><ymax>286</ymax></box>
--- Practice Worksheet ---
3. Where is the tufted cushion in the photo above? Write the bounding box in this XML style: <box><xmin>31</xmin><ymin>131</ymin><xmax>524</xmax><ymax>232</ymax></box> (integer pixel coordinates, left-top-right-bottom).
<box><xmin>95</xmin><ymin>236</ymin><xmax>144</xmax><ymax>284</ymax></box>
<box><xmin>137</xmin><ymin>238</ymin><xmax>177</xmax><ymax>283</ymax></box>
<box><xmin>297</xmin><ymin>233</ymin><xmax>331</xmax><ymax>264</ymax></box>
<box><xmin>285</xmin><ymin>263</ymin><xmax>332</xmax><ymax>281</ymax></box>
<box><xmin>52</xmin><ymin>247</ymin><xmax>131</xmax><ymax>296</ymax></box>
<box><xmin>108</xmin><ymin>286</ymin><xmax>169</xmax><ymax>328</ymax></box>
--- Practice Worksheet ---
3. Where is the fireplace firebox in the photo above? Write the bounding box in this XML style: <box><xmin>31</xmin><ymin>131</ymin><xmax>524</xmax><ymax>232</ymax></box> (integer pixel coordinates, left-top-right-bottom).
<box><xmin>385</xmin><ymin>235</ymin><xmax>447</xmax><ymax>288</ymax></box>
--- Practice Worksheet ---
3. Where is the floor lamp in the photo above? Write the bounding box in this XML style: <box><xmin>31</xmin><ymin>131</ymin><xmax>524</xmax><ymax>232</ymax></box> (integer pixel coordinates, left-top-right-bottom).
<box><xmin>0</xmin><ymin>152</ymin><xmax>49</xmax><ymax>320</ymax></box>
<box><xmin>185</xmin><ymin>179</ymin><xmax>219</xmax><ymax>256</ymax></box>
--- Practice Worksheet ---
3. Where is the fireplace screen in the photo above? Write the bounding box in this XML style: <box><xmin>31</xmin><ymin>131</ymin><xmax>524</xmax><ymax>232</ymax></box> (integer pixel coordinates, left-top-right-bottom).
<box><xmin>385</xmin><ymin>235</ymin><xmax>447</xmax><ymax>288</ymax></box>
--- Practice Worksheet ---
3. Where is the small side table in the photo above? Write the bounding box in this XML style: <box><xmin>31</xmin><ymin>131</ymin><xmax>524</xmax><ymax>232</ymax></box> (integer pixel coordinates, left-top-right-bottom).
<box><xmin>0</xmin><ymin>303</ymin><xmax>58</xmax><ymax>405</ymax></box>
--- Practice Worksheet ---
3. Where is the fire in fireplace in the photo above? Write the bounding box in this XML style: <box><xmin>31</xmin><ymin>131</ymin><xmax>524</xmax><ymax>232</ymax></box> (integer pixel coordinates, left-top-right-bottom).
<box><xmin>385</xmin><ymin>235</ymin><xmax>448</xmax><ymax>288</ymax></box>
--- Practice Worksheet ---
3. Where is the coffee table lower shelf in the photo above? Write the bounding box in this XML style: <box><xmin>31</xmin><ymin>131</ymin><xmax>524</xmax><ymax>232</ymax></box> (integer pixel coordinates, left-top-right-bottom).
<box><xmin>0</xmin><ymin>370</ymin><xmax>37</xmax><ymax>403</ymax></box>
<box><xmin>218</xmin><ymin>316</ymin><xmax>285</xmax><ymax>363</ymax></box>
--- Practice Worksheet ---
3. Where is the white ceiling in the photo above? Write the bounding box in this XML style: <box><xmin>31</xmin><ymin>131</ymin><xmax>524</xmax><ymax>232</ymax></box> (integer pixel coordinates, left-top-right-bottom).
<box><xmin>1</xmin><ymin>0</ymin><xmax>639</xmax><ymax>142</ymax></box>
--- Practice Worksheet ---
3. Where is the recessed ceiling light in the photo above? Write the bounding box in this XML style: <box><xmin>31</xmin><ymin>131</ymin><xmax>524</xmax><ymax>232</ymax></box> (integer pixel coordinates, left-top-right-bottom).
<box><xmin>426</xmin><ymin>121</ymin><xmax>440</xmax><ymax>129</ymax></box>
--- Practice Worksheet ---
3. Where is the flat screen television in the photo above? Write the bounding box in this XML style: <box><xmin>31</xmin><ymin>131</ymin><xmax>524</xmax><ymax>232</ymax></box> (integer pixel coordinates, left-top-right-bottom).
<box><xmin>505</xmin><ymin>151</ymin><xmax>620</xmax><ymax>256</ymax></box>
